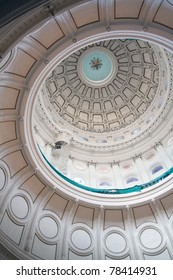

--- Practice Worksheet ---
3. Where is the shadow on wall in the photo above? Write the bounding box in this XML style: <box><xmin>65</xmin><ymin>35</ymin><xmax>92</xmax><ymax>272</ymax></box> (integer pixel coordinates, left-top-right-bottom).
<box><xmin>0</xmin><ymin>0</ymin><xmax>48</xmax><ymax>27</ymax></box>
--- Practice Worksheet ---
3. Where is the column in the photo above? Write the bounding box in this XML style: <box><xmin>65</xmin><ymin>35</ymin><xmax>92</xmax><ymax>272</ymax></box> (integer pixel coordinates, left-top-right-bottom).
<box><xmin>58</xmin><ymin>144</ymin><xmax>70</xmax><ymax>175</ymax></box>
<box><xmin>154</xmin><ymin>142</ymin><xmax>173</xmax><ymax>169</ymax></box>
<box><xmin>88</xmin><ymin>161</ymin><xmax>97</xmax><ymax>188</ymax></box>
<box><xmin>111</xmin><ymin>161</ymin><xmax>124</xmax><ymax>189</ymax></box>
<box><xmin>134</xmin><ymin>154</ymin><xmax>150</xmax><ymax>183</ymax></box>
<box><xmin>44</xmin><ymin>142</ymin><xmax>52</xmax><ymax>162</ymax></box>
<box><xmin>67</xmin><ymin>156</ymin><xmax>73</xmax><ymax>179</ymax></box>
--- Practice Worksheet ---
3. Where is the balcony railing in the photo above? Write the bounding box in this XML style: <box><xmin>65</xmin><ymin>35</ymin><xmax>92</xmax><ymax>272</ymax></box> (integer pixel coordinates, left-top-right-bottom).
<box><xmin>39</xmin><ymin>145</ymin><xmax>173</xmax><ymax>195</ymax></box>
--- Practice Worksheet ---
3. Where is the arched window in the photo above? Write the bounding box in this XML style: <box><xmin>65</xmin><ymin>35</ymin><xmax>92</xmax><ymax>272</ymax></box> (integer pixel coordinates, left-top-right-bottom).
<box><xmin>152</xmin><ymin>165</ymin><xmax>163</xmax><ymax>175</ymax></box>
<box><xmin>126</xmin><ymin>177</ymin><xmax>138</xmax><ymax>184</ymax></box>
<box><xmin>96</xmin><ymin>139</ymin><xmax>107</xmax><ymax>143</ymax></box>
<box><xmin>99</xmin><ymin>181</ymin><xmax>112</xmax><ymax>188</ymax></box>
<box><xmin>78</xmin><ymin>136</ymin><xmax>88</xmax><ymax>142</ymax></box>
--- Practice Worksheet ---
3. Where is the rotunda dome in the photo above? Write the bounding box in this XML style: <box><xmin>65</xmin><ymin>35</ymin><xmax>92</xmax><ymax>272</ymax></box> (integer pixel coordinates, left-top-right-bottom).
<box><xmin>1</xmin><ymin>0</ymin><xmax>173</xmax><ymax>262</ymax></box>
<box><xmin>37</xmin><ymin>39</ymin><xmax>162</xmax><ymax>135</ymax></box>
<box><xmin>33</xmin><ymin>37</ymin><xmax>173</xmax><ymax>200</ymax></box>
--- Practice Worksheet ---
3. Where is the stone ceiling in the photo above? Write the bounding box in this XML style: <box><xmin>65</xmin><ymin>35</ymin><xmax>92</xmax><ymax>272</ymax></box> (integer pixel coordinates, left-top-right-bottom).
<box><xmin>1</xmin><ymin>0</ymin><xmax>173</xmax><ymax>261</ymax></box>
<box><xmin>41</xmin><ymin>39</ymin><xmax>159</xmax><ymax>133</ymax></box>
<box><xmin>35</xmin><ymin>38</ymin><xmax>171</xmax><ymax>152</ymax></box>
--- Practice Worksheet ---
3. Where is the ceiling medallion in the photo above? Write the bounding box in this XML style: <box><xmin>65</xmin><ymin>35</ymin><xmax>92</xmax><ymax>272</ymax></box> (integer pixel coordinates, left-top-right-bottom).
<box><xmin>78</xmin><ymin>47</ymin><xmax>117</xmax><ymax>86</ymax></box>
<box><xmin>90</xmin><ymin>57</ymin><xmax>103</xmax><ymax>70</ymax></box>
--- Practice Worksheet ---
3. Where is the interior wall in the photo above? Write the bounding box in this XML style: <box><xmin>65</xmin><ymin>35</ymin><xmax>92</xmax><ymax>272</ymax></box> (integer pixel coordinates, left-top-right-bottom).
<box><xmin>1</xmin><ymin>0</ymin><xmax>173</xmax><ymax>259</ymax></box>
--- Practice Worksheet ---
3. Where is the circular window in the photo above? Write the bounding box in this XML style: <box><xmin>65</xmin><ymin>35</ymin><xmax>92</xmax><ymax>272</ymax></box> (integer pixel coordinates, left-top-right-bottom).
<box><xmin>99</xmin><ymin>181</ymin><xmax>112</xmax><ymax>188</ymax></box>
<box><xmin>126</xmin><ymin>177</ymin><xmax>138</xmax><ymax>184</ymax></box>
<box><xmin>131</xmin><ymin>128</ymin><xmax>141</xmax><ymax>135</ymax></box>
<box><xmin>151</xmin><ymin>165</ymin><xmax>163</xmax><ymax>175</ymax></box>
<box><xmin>122</xmin><ymin>162</ymin><xmax>133</xmax><ymax>170</ymax></box>
<box><xmin>145</xmin><ymin>151</ymin><xmax>156</xmax><ymax>161</ymax></box>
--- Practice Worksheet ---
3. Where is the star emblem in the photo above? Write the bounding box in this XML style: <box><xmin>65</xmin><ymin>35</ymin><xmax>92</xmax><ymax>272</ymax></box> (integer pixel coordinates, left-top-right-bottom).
<box><xmin>89</xmin><ymin>57</ymin><xmax>102</xmax><ymax>70</ymax></box>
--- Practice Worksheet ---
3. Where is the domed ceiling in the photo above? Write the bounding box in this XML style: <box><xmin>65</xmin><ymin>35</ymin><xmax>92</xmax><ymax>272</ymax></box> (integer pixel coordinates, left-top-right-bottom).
<box><xmin>35</xmin><ymin>38</ymin><xmax>170</xmax><ymax>152</ymax></box>
<box><xmin>2</xmin><ymin>0</ymin><xmax>173</xmax><ymax>261</ymax></box>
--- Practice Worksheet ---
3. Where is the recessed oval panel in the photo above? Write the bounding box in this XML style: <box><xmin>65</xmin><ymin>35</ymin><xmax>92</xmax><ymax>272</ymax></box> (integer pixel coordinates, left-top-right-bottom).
<box><xmin>11</xmin><ymin>196</ymin><xmax>29</xmax><ymax>219</ymax></box>
<box><xmin>140</xmin><ymin>228</ymin><xmax>162</xmax><ymax>249</ymax></box>
<box><xmin>0</xmin><ymin>168</ymin><xmax>6</xmax><ymax>191</ymax></box>
<box><xmin>39</xmin><ymin>216</ymin><xmax>59</xmax><ymax>239</ymax></box>
<box><xmin>71</xmin><ymin>229</ymin><xmax>91</xmax><ymax>250</ymax></box>
<box><xmin>106</xmin><ymin>233</ymin><xmax>126</xmax><ymax>253</ymax></box>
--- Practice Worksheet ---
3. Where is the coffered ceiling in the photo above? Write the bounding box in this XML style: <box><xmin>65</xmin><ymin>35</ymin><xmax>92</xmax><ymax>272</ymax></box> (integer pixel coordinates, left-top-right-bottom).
<box><xmin>1</xmin><ymin>0</ymin><xmax>173</xmax><ymax>260</ymax></box>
